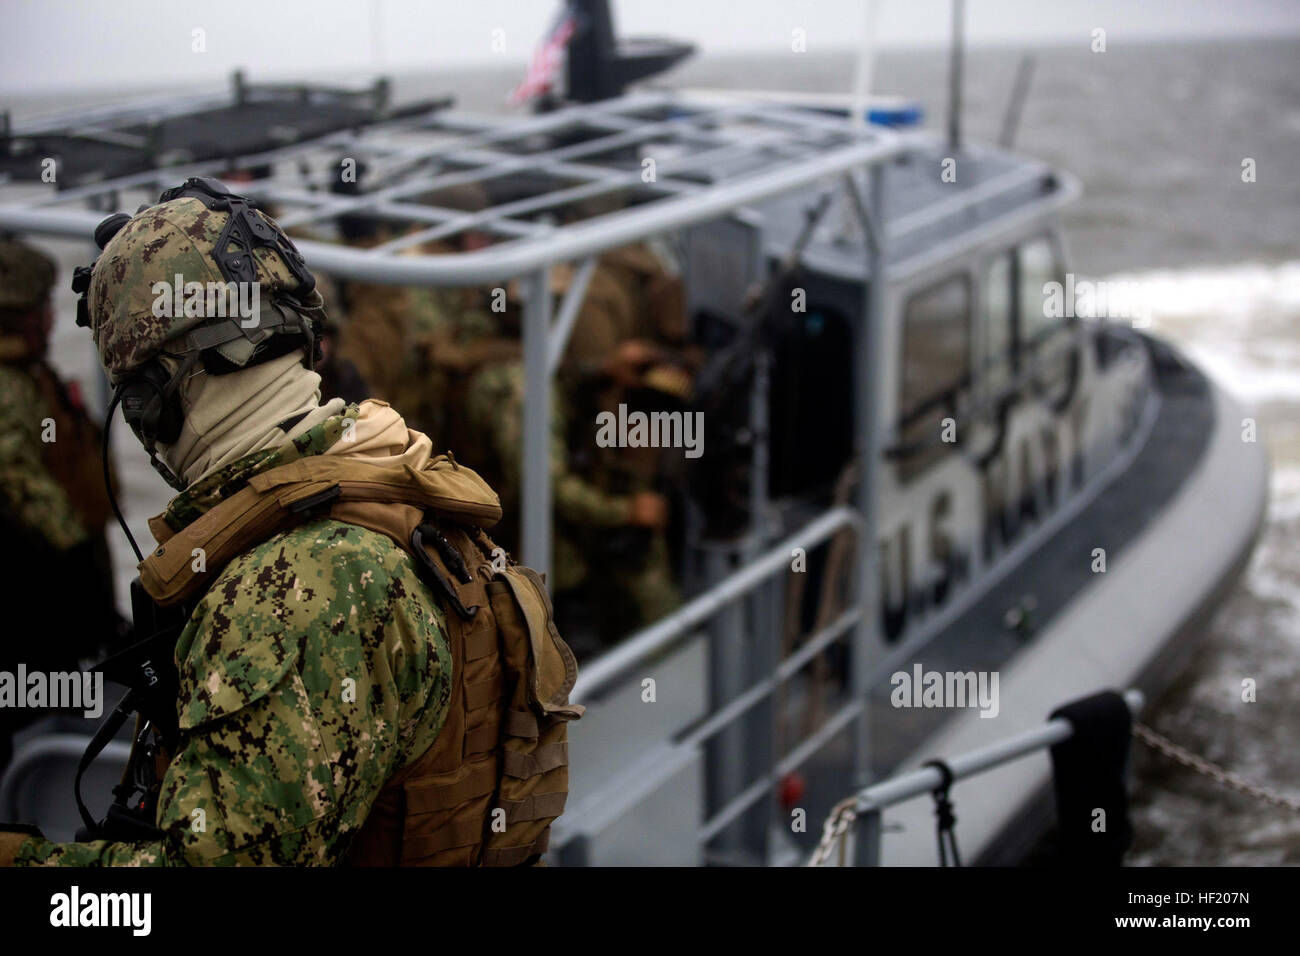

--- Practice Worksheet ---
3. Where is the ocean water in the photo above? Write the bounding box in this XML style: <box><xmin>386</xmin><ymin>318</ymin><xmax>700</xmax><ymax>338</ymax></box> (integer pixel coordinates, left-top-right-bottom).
<box><xmin>7</xmin><ymin>36</ymin><xmax>1299</xmax><ymax>864</ymax></box>
<box><xmin>1116</xmin><ymin>262</ymin><xmax>1300</xmax><ymax>865</ymax></box>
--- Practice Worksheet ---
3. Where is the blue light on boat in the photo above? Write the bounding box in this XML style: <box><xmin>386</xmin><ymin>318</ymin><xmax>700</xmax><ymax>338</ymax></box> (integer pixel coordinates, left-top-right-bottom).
<box><xmin>867</xmin><ymin>104</ymin><xmax>924</xmax><ymax>127</ymax></box>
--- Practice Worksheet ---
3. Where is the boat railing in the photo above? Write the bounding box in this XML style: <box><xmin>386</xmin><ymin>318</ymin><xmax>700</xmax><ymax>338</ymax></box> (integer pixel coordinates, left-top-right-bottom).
<box><xmin>572</xmin><ymin>505</ymin><xmax>863</xmax><ymax>700</ymax></box>
<box><xmin>554</xmin><ymin>504</ymin><xmax>872</xmax><ymax>864</ymax></box>
<box><xmin>811</xmin><ymin>688</ymin><xmax>1145</xmax><ymax>866</ymax></box>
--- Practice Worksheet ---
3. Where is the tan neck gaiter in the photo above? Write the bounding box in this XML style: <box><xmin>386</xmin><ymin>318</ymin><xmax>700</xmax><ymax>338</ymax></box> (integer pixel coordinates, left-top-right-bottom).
<box><xmin>158</xmin><ymin>350</ymin><xmax>344</xmax><ymax>488</ymax></box>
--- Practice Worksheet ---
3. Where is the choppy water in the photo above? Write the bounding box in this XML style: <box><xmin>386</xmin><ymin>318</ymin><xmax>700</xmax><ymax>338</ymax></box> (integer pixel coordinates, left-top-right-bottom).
<box><xmin>8</xmin><ymin>36</ymin><xmax>1300</xmax><ymax>864</ymax></box>
<box><xmin>1116</xmin><ymin>263</ymin><xmax>1300</xmax><ymax>865</ymax></box>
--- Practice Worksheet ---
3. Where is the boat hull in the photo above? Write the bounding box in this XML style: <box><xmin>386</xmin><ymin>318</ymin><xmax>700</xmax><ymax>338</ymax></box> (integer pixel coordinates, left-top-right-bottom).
<box><xmin>873</xmin><ymin>341</ymin><xmax>1267</xmax><ymax>865</ymax></box>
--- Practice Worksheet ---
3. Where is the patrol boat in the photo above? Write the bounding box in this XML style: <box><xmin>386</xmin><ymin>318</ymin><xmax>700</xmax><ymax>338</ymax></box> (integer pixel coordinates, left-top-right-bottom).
<box><xmin>0</xmin><ymin>10</ymin><xmax>1268</xmax><ymax>866</ymax></box>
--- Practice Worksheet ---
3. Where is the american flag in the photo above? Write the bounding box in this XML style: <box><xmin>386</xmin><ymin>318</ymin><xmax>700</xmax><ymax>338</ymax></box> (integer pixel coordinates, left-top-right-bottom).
<box><xmin>508</xmin><ymin>7</ymin><xmax>579</xmax><ymax>106</ymax></box>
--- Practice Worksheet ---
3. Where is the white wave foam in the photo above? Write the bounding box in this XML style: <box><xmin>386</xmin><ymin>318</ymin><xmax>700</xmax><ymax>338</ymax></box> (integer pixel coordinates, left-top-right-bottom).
<box><xmin>1092</xmin><ymin>261</ymin><xmax>1300</xmax><ymax>404</ymax></box>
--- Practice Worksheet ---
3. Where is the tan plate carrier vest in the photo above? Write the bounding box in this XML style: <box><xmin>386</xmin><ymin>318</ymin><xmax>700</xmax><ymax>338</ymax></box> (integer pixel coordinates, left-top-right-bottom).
<box><xmin>137</xmin><ymin>453</ymin><xmax>584</xmax><ymax>866</ymax></box>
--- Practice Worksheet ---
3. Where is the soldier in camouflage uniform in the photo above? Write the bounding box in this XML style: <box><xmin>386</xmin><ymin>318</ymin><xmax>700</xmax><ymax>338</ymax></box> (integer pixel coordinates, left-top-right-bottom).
<box><xmin>553</xmin><ymin>243</ymin><xmax>690</xmax><ymax>369</ymax></box>
<box><xmin>13</xmin><ymin>406</ymin><xmax>454</xmax><ymax>866</ymax></box>
<box><xmin>578</xmin><ymin>355</ymin><xmax>691</xmax><ymax>640</ymax></box>
<box><xmin>0</xmin><ymin>186</ymin><xmax>465</xmax><ymax>866</ymax></box>
<box><xmin>464</xmin><ymin>350</ymin><xmax>675</xmax><ymax>651</ymax></box>
<box><xmin>400</xmin><ymin>281</ymin><xmax>518</xmax><ymax>449</ymax></box>
<box><xmin>323</xmin><ymin>175</ymin><xmax>686</xmax><ymax>646</ymax></box>
<box><xmin>0</xmin><ymin>239</ymin><xmax>120</xmax><ymax>772</ymax></box>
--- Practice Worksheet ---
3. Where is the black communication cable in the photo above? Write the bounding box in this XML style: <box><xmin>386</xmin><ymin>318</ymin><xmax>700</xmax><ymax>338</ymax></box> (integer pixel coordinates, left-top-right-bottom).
<box><xmin>102</xmin><ymin>389</ymin><xmax>144</xmax><ymax>564</ymax></box>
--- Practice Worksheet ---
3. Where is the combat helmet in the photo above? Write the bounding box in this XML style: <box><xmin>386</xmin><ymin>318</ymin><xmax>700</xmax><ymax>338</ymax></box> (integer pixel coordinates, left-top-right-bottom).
<box><xmin>74</xmin><ymin>177</ymin><xmax>326</xmax><ymax>482</ymax></box>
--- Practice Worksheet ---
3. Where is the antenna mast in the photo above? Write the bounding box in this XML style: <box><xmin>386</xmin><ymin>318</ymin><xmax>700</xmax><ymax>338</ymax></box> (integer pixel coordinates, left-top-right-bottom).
<box><xmin>947</xmin><ymin>0</ymin><xmax>965</xmax><ymax>151</ymax></box>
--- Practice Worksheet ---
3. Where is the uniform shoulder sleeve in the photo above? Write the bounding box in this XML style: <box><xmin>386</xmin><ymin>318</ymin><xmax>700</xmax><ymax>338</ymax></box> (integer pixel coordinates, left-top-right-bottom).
<box><xmin>177</xmin><ymin>517</ymin><xmax>451</xmax><ymax>738</ymax></box>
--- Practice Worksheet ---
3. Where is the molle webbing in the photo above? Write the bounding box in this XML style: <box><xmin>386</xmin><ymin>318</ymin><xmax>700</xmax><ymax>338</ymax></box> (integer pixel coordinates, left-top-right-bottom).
<box><xmin>346</xmin><ymin>540</ymin><xmax>583</xmax><ymax>867</ymax></box>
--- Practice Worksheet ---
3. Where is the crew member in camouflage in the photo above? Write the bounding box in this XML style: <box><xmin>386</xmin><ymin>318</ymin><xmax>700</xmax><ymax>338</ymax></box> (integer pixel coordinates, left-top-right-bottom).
<box><xmin>391</xmin><ymin>280</ymin><xmax>509</xmax><ymax>441</ymax></box>
<box><xmin>550</xmin><ymin>243</ymin><xmax>690</xmax><ymax>369</ymax></box>
<box><xmin>330</xmin><ymin>181</ymin><xmax>501</xmax><ymax>438</ymax></box>
<box><xmin>576</xmin><ymin>356</ymin><xmax>689</xmax><ymax>640</ymax></box>
<box><xmin>464</xmin><ymin>354</ymin><xmax>675</xmax><ymax>650</ymax></box>
<box><xmin>0</xmin><ymin>238</ymin><xmax>120</xmax><ymax>772</ymax></box>
<box><xmin>0</xmin><ymin>240</ymin><xmax>89</xmax><ymax>551</ymax></box>
<box><xmin>527</xmin><ymin>243</ymin><xmax>691</xmax><ymax>641</ymax></box>
<box><xmin>14</xmin><ymin>405</ymin><xmax>452</xmax><ymax>866</ymax></box>
<box><xmin>0</xmin><ymin>190</ymin><xmax>456</xmax><ymax>866</ymax></box>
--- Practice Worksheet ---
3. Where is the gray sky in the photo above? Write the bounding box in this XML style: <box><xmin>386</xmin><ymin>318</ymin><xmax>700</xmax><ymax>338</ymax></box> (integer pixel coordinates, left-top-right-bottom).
<box><xmin>3</xmin><ymin>0</ymin><xmax>1299</xmax><ymax>94</ymax></box>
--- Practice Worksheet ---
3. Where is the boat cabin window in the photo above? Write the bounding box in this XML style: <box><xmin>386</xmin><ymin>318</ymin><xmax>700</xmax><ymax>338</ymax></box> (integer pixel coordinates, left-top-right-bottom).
<box><xmin>1016</xmin><ymin>235</ymin><xmax>1073</xmax><ymax>389</ymax></box>
<box><xmin>982</xmin><ymin>252</ymin><xmax>1015</xmax><ymax>397</ymax></box>
<box><xmin>1018</xmin><ymin>236</ymin><xmax>1065</xmax><ymax>344</ymax></box>
<box><xmin>897</xmin><ymin>273</ymin><xmax>972</xmax><ymax>479</ymax></box>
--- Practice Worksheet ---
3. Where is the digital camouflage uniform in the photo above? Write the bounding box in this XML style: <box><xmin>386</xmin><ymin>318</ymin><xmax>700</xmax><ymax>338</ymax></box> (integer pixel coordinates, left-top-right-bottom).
<box><xmin>581</xmin><ymin>371</ymin><xmax>684</xmax><ymax>639</ymax></box>
<box><xmin>15</xmin><ymin>405</ymin><xmax>454</xmax><ymax>866</ymax></box>
<box><xmin>465</xmin><ymin>360</ymin><xmax>626</xmax><ymax>595</ymax></box>
<box><xmin>549</xmin><ymin>245</ymin><xmax>687</xmax><ymax>636</ymax></box>
<box><xmin>0</xmin><ymin>240</ymin><xmax>118</xmax><ymax>772</ymax></box>
<box><xmin>0</xmin><ymin>240</ymin><xmax>92</xmax><ymax>551</ymax></box>
<box><xmin>0</xmin><ymin>364</ymin><xmax>89</xmax><ymax>552</ymax></box>
<box><xmin>400</xmin><ymin>284</ymin><xmax>504</xmax><ymax>444</ymax></box>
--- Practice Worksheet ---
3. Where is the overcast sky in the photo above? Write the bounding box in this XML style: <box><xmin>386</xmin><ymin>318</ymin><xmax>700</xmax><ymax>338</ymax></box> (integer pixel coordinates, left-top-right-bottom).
<box><xmin>3</xmin><ymin>0</ymin><xmax>1299</xmax><ymax>94</ymax></box>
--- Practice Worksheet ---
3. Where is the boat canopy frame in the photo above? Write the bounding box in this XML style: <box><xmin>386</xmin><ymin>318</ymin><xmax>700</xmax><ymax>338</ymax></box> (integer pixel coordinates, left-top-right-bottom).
<box><xmin>0</xmin><ymin>91</ymin><xmax>913</xmax><ymax>578</ymax></box>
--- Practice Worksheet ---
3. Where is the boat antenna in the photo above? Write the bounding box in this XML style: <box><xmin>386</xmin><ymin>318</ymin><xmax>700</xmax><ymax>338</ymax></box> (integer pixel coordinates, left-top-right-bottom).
<box><xmin>836</xmin><ymin>1</ymin><xmax>880</xmax><ymax>244</ymax></box>
<box><xmin>849</xmin><ymin>0</ymin><xmax>881</xmax><ymax>131</ymax></box>
<box><xmin>997</xmin><ymin>54</ymin><xmax>1036</xmax><ymax>149</ymax></box>
<box><xmin>947</xmin><ymin>0</ymin><xmax>965</xmax><ymax>152</ymax></box>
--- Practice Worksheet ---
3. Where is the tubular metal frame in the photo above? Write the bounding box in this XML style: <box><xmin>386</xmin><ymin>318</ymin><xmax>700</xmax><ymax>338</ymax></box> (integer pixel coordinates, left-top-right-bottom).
<box><xmin>1</xmin><ymin>92</ymin><xmax>910</xmax><ymax>575</ymax></box>
<box><xmin>822</xmin><ymin>689</ymin><xmax>1145</xmax><ymax>867</ymax></box>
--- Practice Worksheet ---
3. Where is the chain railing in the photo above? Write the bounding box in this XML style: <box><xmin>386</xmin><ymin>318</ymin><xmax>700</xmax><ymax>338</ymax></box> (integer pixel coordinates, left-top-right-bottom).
<box><xmin>1133</xmin><ymin>721</ymin><xmax>1300</xmax><ymax>814</ymax></box>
